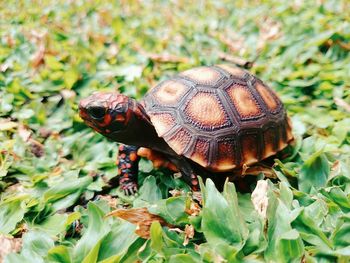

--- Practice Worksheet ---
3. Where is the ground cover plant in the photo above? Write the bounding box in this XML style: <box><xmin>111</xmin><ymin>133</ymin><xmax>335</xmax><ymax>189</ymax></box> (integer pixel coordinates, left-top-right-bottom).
<box><xmin>0</xmin><ymin>0</ymin><xmax>349</xmax><ymax>262</ymax></box>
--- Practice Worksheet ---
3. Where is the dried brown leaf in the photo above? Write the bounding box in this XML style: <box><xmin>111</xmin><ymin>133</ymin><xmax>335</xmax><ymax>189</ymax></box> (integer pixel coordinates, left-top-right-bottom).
<box><xmin>334</xmin><ymin>98</ymin><xmax>350</xmax><ymax>112</ymax></box>
<box><xmin>107</xmin><ymin>207</ymin><xmax>171</xmax><ymax>239</ymax></box>
<box><xmin>31</xmin><ymin>43</ymin><xmax>46</xmax><ymax>68</ymax></box>
<box><xmin>169</xmin><ymin>189</ymin><xmax>184</xmax><ymax>197</ymax></box>
<box><xmin>60</xmin><ymin>89</ymin><xmax>76</xmax><ymax>100</ymax></box>
<box><xmin>97</xmin><ymin>195</ymin><xmax>119</xmax><ymax>209</ymax></box>
<box><xmin>183</xmin><ymin>224</ymin><xmax>194</xmax><ymax>246</ymax></box>
<box><xmin>0</xmin><ymin>235</ymin><xmax>22</xmax><ymax>262</ymax></box>
<box><xmin>185</xmin><ymin>201</ymin><xmax>201</xmax><ymax>216</ymax></box>
<box><xmin>0</xmin><ymin>120</ymin><xmax>18</xmax><ymax>131</ymax></box>
<box><xmin>29</xmin><ymin>139</ymin><xmax>45</xmax><ymax>157</ymax></box>
<box><xmin>251</xmin><ymin>180</ymin><xmax>269</xmax><ymax>219</ymax></box>
<box><xmin>134</xmin><ymin>45</ymin><xmax>189</xmax><ymax>63</ymax></box>
<box><xmin>210</xmin><ymin>31</ymin><xmax>245</xmax><ymax>53</ymax></box>
<box><xmin>257</xmin><ymin>18</ymin><xmax>281</xmax><ymax>50</ymax></box>
<box><xmin>18</xmin><ymin>124</ymin><xmax>32</xmax><ymax>142</ymax></box>
<box><xmin>218</xmin><ymin>52</ymin><xmax>253</xmax><ymax>68</ymax></box>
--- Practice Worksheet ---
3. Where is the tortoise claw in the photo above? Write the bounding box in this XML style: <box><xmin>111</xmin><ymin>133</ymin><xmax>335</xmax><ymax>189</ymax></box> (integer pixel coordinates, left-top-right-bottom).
<box><xmin>121</xmin><ymin>182</ymin><xmax>138</xmax><ymax>196</ymax></box>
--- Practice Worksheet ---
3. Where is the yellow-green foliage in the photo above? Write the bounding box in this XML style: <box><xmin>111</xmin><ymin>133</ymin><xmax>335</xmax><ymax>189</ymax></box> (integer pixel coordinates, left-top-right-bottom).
<box><xmin>0</xmin><ymin>1</ymin><xmax>349</xmax><ymax>262</ymax></box>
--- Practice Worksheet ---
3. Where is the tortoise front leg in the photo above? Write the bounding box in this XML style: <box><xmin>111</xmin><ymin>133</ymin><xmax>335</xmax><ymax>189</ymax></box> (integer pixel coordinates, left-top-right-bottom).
<box><xmin>116</xmin><ymin>144</ymin><xmax>140</xmax><ymax>195</ymax></box>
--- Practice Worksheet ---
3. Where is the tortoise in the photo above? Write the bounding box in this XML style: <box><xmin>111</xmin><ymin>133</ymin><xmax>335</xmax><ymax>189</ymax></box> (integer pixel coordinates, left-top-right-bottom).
<box><xmin>79</xmin><ymin>65</ymin><xmax>293</xmax><ymax>195</ymax></box>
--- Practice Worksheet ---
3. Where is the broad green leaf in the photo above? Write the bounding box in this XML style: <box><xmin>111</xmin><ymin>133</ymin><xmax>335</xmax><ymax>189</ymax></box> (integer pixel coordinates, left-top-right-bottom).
<box><xmin>292</xmin><ymin>209</ymin><xmax>333</xmax><ymax>249</ymax></box>
<box><xmin>148</xmin><ymin>196</ymin><xmax>188</xmax><ymax>225</ymax></box>
<box><xmin>73</xmin><ymin>202</ymin><xmax>109</xmax><ymax>263</ymax></box>
<box><xmin>201</xmin><ymin>179</ymin><xmax>248</xmax><ymax>258</ymax></box>
<box><xmin>169</xmin><ymin>254</ymin><xmax>200</xmax><ymax>263</ymax></box>
<box><xmin>321</xmin><ymin>187</ymin><xmax>350</xmax><ymax>212</ymax></box>
<box><xmin>133</xmin><ymin>176</ymin><xmax>162</xmax><ymax>207</ymax></box>
<box><xmin>81</xmin><ymin>239</ymin><xmax>102</xmax><ymax>263</ymax></box>
<box><xmin>118</xmin><ymin>238</ymin><xmax>146</xmax><ymax>263</ymax></box>
<box><xmin>5</xmin><ymin>231</ymin><xmax>54</xmax><ymax>263</ymax></box>
<box><xmin>299</xmin><ymin>150</ymin><xmax>330</xmax><ymax>193</ymax></box>
<box><xmin>31</xmin><ymin>213</ymin><xmax>68</xmax><ymax>236</ymax></box>
<box><xmin>278</xmin><ymin>229</ymin><xmax>304</xmax><ymax>262</ymax></box>
<box><xmin>97</xmin><ymin>222</ymin><xmax>137</xmax><ymax>261</ymax></box>
<box><xmin>0</xmin><ymin>197</ymin><xmax>26</xmax><ymax>234</ymax></box>
<box><xmin>150</xmin><ymin>221</ymin><xmax>163</xmax><ymax>254</ymax></box>
<box><xmin>47</xmin><ymin>246</ymin><xmax>73</xmax><ymax>263</ymax></box>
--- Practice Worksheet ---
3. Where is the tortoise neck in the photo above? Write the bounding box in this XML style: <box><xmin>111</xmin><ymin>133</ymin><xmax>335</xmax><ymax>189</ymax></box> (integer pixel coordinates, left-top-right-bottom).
<box><xmin>108</xmin><ymin>98</ymin><xmax>174</xmax><ymax>154</ymax></box>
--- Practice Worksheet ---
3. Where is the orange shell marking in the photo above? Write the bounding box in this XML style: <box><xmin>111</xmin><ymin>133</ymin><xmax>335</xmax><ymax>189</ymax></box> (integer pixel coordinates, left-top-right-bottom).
<box><xmin>184</xmin><ymin>92</ymin><xmax>227</xmax><ymax>129</ymax></box>
<box><xmin>214</xmin><ymin>140</ymin><xmax>236</xmax><ymax>171</ymax></box>
<box><xmin>256</xmin><ymin>82</ymin><xmax>278</xmax><ymax>111</ymax></box>
<box><xmin>226</xmin><ymin>84</ymin><xmax>261</xmax><ymax>119</ymax></box>
<box><xmin>190</xmin><ymin>139</ymin><xmax>210</xmax><ymax>168</ymax></box>
<box><xmin>154</xmin><ymin>80</ymin><xmax>188</xmax><ymax>105</ymax></box>
<box><xmin>166</xmin><ymin>128</ymin><xmax>192</xmax><ymax>155</ymax></box>
<box><xmin>149</xmin><ymin>113</ymin><xmax>176</xmax><ymax>137</ymax></box>
<box><xmin>181</xmin><ymin>67</ymin><xmax>221</xmax><ymax>84</ymax></box>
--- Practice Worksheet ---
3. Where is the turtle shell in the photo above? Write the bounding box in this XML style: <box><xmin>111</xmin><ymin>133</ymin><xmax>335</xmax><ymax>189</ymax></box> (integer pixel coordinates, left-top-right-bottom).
<box><xmin>142</xmin><ymin>65</ymin><xmax>293</xmax><ymax>172</ymax></box>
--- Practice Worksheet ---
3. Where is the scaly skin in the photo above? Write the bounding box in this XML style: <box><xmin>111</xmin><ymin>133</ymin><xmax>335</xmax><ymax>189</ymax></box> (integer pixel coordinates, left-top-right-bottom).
<box><xmin>78</xmin><ymin>92</ymin><xmax>200</xmax><ymax>195</ymax></box>
<box><xmin>116</xmin><ymin>144</ymin><xmax>139</xmax><ymax>195</ymax></box>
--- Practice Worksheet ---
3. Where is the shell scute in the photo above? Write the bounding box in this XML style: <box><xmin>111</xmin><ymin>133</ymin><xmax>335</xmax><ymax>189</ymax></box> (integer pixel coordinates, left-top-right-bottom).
<box><xmin>180</xmin><ymin>66</ymin><xmax>223</xmax><ymax>85</ymax></box>
<box><xmin>183</xmin><ymin>91</ymin><xmax>231</xmax><ymax>131</ymax></box>
<box><xmin>225</xmin><ymin>83</ymin><xmax>264</xmax><ymax>120</ymax></box>
<box><xmin>143</xmin><ymin>65</ymin><xmax>293</xmax><ymax>172</ymax></box>
<box><xmin>153</xmin><ymin>80</ymin><xmax>190</xmax><ymax>106</ymax></box>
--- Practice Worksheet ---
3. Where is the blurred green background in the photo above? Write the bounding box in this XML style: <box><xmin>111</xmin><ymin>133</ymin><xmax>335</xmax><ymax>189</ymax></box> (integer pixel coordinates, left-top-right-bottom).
<box><xmin>0</xmin><ymin>1</ymin><xmax>350</xmax><ymax>262</ymax></box>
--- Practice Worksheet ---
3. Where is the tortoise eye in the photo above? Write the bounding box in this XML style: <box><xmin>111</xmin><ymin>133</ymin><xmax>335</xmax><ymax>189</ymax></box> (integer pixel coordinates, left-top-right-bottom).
<box><xmin>88</xmin><ymin>106</ymin><xmax>106</xmax><ymax>120</ymax></box>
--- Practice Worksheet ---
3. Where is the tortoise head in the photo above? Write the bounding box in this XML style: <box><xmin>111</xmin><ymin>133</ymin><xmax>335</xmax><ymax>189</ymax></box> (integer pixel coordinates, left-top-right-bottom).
<box><xmin>79</xmin><ymin>92</ymin><xmax>132</xmax><ymax>135</ymax></box>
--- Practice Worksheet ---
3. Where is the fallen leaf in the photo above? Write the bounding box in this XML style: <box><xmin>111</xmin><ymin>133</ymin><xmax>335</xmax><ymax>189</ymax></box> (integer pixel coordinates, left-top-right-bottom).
<box><xmin>209</xmin><ymin>31</ymin><xmax>245</xmax><ymax>53</ymax></box>
<box><xmin>218</xmin><ymin>52</ymin><xmax>254</xmax><ymax>68</ymax></box>
<box><xmin>107</xmin><ymin>207</ymin><xmax>172</xmax><ymax>239</ymax></box>
<box><xmin>31</xmin><ymin>43</ymin><xmax>46</xmax><ymax>68</ymax></box>
<box><xmin>0</xmin><ymin>234</ymin><xmax>22</xmax><ymax>262</ymax></box>
<box><xmin>18</xmin><ymin>124</ymin><xmax>32</xmax><ymax>142</ymax></box>
<box><xmin>183</xmin><ymin>224</ymin><xmax>194</xmax><ymax>246</ymax></box>
<box><xmin>96</xmin><ymin>195</ymin><xmax>119</xmax><ymax>209</ymax></box>
<box><xmin>169</xmin><ymin>189</ymin><xmax>185</xmax><ymax>197</ymax></box>
<box><xmin>0</xmin><ymin>120</ymin><xmax>18</xmax><ymax>131</ymax></box>
<box><xmin>251</xmin><ymin>180</ymin><xmax>269</xmax><ymax>219</ymax></box>
<box><xmin>185</xmin><ymin>201</ymin><xmax>201</xmax><ymax>216</ymax></box>
<box><xmin>60</xmin><ymin>89</ymin><xmax>76</xmax><ymax>100</ymax></box>
<box><xmin>29</xmin><ymin>139</ymin><xmax>45</xmax><ymax>157</ymax></box>
<box><xmin>334</xmin><ymin>98</ymin><xmax>350</xmax><ymax>112</ymax></box>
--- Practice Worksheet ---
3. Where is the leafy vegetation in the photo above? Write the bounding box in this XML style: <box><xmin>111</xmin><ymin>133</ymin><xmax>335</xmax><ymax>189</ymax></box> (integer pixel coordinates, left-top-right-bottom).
<box><xmin>1</xmin><ymin>0</ymin><xmax>350</xmax><ymax>262</ymax></box>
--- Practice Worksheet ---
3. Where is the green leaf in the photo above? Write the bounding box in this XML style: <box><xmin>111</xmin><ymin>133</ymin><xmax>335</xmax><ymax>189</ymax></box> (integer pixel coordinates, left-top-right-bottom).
<box><xmin>47</xmin><ymin>246</ymin><xmax>73</xmax><ymax>263</ymax></box>
<box><xmin>201</xmin><ymin>179</ymin><xmax>248</xmax><ymax>258</ymax></box>
<box><xmin>133</xmin><ymin>176</ymin><xmax>162</xmax><ymax>207</ymax></box>
<box><xmin>81</xmin><ymin>239</ymin><xmax>101</xmax><ymax>263</ymax></box>
<box><xmin>64</xmin><ymin>70</ymin><xmax>79</xmax><ymax>89</ymax></box>
<box><xmin>43</xmin><ymin>176</ymin><xmax>92</xmax><ymax>210</ymax></box>
<box><xmin>292</xmin><ymin>209</ymin><xmax>333</xmax><ymax>250</ymax></box>
<box><xmin>265</xmin><ymin>184</ymin><xmax>304</xmax><ymax>262</ymax></box>
<box><xmin>73</xmin><ymin>202</ymin><xmax>109</xmax><ymax>263</ymax></box>
<box><xmin>0</xmin><ymin>197</ymin><xmax>27</xmax><ymax>234</ymax></box>
<box><xmin>118</xmin><ymin>238</ymin><xmax>146</xmax><ymax>263</ymax></box>
<box><xmin>150</xmin><ymin>221</ymin><xmax>163</xmax><ymax>254</ymax></box>
<box><xmin>97</xmin><ymin>221</ymin><xmax>137</xmax><ymax>261</ymax></box>
<box><xmin>169</xmin><ymin>254</ymin><xmax>200</xmax><ymax>263</ymax></box>
<box><xmin>321</xmin><ymin>187</ymin><xmax>350</xmax><ymax>212</ymax></box>
<box><xmin>331</xmin><ymin>216</ymin><xmax>350</xmax><ymax>248</ymax></box>
<box><xmin>44</xmin><ymin>55</ymin><xmax>63</xmax><ymax>70</ymax></box>
<box><xmin>299</xmin><ymin>150</ymin><xmax>330</xmax><ymax>193</ymax></box>
<box><xmin>31</xmin><ymin>213</ymin><xmax>68</xmax><ymax>236</ymax></box>
<box><xmin>148</xmin><ymin>196</ymin><xmax>188</xmax><ymax>225</ymax></box>
<box><xmin>5</xmin><ymin>231</ymin><xmax>55</xmax><ymax>263</ymax></box>
<box><xmin>278</xmin><ymin>229</ymin><xmax>304</xmax><ymax>262</ymax></box>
